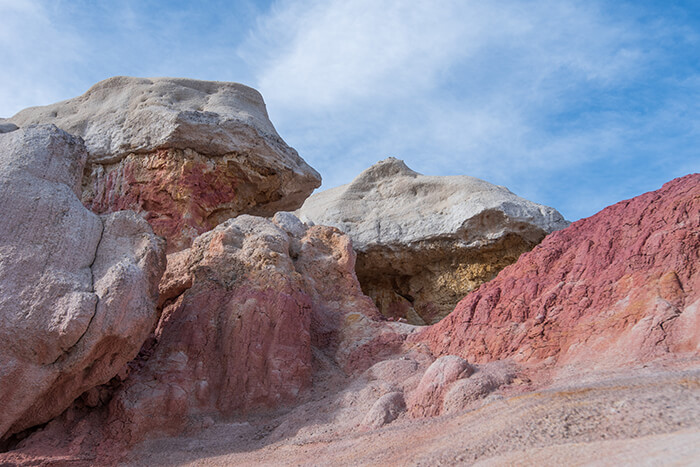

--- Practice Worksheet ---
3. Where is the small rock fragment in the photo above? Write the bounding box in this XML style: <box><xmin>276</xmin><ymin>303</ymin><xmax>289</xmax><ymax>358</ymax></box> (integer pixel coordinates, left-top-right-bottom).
<box><xmin>361</xmin><ymin>392</ymin><xmax>406</xmax><ymax>429</ymax></box>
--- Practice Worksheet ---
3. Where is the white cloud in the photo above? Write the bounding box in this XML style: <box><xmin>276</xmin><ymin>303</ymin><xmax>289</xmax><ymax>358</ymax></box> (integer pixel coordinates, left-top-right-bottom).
<box><xmin>0</xmin><ymin>1</ymin><xmax>262</xmax><ymax>118</ymax></box>
<box><xmin>245</xmin><ymin>0</ymin><xmax>483</xmax><ymax>108</ymax></box>
<box><xmin>244</xmin><ymin>0</ymin><xmax>643</xmax><ymax>114</ymax></box>
<box><xmin>241</xmin><ymin>0</ymin><xmax>700</xmax><ymax>220</ymax></box>
<box><xmin>1</xmin><ymin>0</ymin><xmax>696</xmax><ymax>220</ymax></box>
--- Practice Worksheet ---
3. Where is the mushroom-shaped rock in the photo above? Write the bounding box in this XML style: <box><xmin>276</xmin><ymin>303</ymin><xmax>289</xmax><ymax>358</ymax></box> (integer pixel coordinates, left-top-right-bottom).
<box><xmin>0</xmin><ymin>125</ymin><xmax>165</xmax><ymax>440</ymax></box>
<box><xmin>297</xmin><ymin>157</ymin><xmax>568</xmax><ymax>324</ymax></box>
<box><xmin>7</xmin><ymin>77</ymin><xmax>321</xmax><ymax>252</ymax></box>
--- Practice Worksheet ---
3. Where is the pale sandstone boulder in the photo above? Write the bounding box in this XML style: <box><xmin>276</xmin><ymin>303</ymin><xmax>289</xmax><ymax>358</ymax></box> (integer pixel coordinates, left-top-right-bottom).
<box><xmin>7</xmin><ymin>77</ymin><xmax>321</xmax><ymax>252</ymax></box>
<box><xmin>297</xmin><ymin>157</ymin><xmax>568</xmax><ymax>324</ymax></box>
<box><xmin>363</xmin><ymin>358</ymin><xmax>420</xmax><ymax>390</ymax></box>
<box><xmin>441</xmin><ymin>362</ymin><xmax>516</xmax><ymax>415</ymax></box>
<box><xmin>0</xmin><ymin>125</ymin><xmax>165</xmax><ymax>440</ymax></box>
<box><xmin>404</xmin><ymin>357</ymin><xmax>516</xmax><ymax>418</ymax></box>
<box><xmin>361</xmin><ymin>391</ymin><xmax>406</xmax><ymax>429</ymax></box>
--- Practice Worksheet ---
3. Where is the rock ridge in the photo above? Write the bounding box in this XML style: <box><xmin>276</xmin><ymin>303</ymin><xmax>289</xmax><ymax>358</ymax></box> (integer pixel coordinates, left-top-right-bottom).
<box><xmin>415</xmin><ymin>173</ymin><xmax>700</xmax><ymax>367</ymax></box>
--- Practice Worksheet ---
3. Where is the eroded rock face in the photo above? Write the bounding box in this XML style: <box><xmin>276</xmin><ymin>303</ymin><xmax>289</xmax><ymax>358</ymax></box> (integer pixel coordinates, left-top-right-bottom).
<box><xmin>297</xmin><ymin>157</ymin><xmax>568</xmax><ymax>324</ymax></box>
<box><xmin>102</xmin><ymin>213</ymin><xmax>405</xmax><ymax>445</ymax></box>
<box><xmin>110</xmin><ymin>216</ymin><xmax>314</xmax><ymax>443</ymax></box>
<box><xmin>0</xmin><ymin>125</ymin><xmax>165</xmax><ymax>440</ymax></box>
<box><xmin>416</xmin><ymin>174</ymin><xmax>700</xmax><ymax>368</ymax></box>
<box><xmin>7</xmin><ymin>77</ymin><xmax>321</xmax><ymax>252</ymax></box>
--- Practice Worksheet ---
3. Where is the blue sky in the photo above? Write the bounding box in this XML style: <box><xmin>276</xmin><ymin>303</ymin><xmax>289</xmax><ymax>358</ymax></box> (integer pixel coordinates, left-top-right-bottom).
<box><xmin>1</xmin><ymin>0</ymin><xmax>699</xmax><ymax>220</ymax></box>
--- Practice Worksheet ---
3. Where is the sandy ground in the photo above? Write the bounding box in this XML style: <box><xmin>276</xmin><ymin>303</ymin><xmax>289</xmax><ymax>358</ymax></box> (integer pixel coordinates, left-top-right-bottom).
<box><xmin>125</xmin><ymin>362</ymin><xmax>700</xmax><ymax>466</ymax></box>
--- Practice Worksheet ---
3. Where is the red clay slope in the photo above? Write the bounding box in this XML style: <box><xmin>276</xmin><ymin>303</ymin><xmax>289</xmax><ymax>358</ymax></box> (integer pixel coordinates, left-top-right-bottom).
<box><xmin>415</xmin><ymin>174</ymin><xmax>700</xmax><ymax>368</ymax></box>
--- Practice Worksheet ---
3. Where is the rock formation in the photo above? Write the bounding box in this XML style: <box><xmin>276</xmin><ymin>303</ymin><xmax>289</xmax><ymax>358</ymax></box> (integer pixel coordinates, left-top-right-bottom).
<box><xmin>1</xmin><ymin>77</ymin><xmax>698</xmax><ymax>467</ymax></box>
<box><xmin>361</xmin><ymin>392</ymin><xmax>406</xmax><ymax>429</ymax></box>
<box><xmin>5</xmin><ymin>77</ymin><xmax>321</xmax><ymax>252</ymax></box>
<box><xmin>297</xmin><ymin>157</ymin><xmax>568</xmax><ymax>324</ymax></box>
<box><xmin>416</xmin><ymin>174</ymin><xmax>700</xmax><ymax>368</ymax></box>
<box><xmin>406</xmin><ymin>355</ymin><xmax>474</xmax><ymax>417</ymax></box>
<box><xmin>0</xmin><ymin>125</ymin><xmax>165</xmax><ymax>440</ymax></box>
<box><xmin>73</xmin><ymin>213</ymin><xmax>407</xmax><ymax>446</ymax></box>
<box><xmin>107</xmin><ymin>215</ymin><xmax>316</xmax><ymax>443</ymax></box>
<box><xmin>406</xmin><ymin>357</ymin><xmax>515</xmax><ymax>418</ymax></box>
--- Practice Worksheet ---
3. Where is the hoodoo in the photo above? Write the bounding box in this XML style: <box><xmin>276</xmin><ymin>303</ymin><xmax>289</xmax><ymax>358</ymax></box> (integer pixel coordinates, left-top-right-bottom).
<box><xmin>297</xmin><ymin>157</ymin><xmax>568</xmax><ymax>324</ymax></box>
<box><xmin>4</xmin><ymin>77</ymin><xmax>321</xmax><ymax>252</ymax></box>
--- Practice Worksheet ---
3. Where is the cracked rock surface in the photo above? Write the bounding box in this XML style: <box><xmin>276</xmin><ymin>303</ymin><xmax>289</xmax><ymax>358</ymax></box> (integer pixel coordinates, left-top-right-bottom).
<box><xmin>0</xmin><ymin>125</ymin><xmax>165</xmax><ymax>440</ymax></box>
<box><xmin>4</xmin><ymin>77</ymin><xmax>321</xmax><ymax>252</ymax></box>
<box><xmin>297</xmin><ymin>157</ymin><xmax>568</xmax><ymax>324</ymax></box>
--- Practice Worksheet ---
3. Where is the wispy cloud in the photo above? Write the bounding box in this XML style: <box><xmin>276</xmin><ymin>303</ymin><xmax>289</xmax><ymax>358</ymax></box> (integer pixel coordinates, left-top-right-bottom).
<box><xmin>0</xmin><ymin>0</ymin><xmax>265</xmax><ymax>117</ymax></box>
<box><xmin>242</xmin><ymin>0</ymin><xmax>700</xmax><ymax>219</ymax></box>
<box><xmin>243</xmin><ymin>0</ymin><xmax>477</xmax><ymax>108</ymax></box>
<box><xmin>1</xmin><ymin>0</ymin><xmax>698</xmax><ymax>220</ymax></box>
<box><xmin>246</xmin><ymin>0</ymin><xmax>642</xmax><ymax>110</ymax></box>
